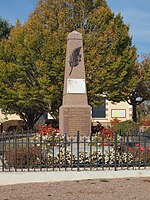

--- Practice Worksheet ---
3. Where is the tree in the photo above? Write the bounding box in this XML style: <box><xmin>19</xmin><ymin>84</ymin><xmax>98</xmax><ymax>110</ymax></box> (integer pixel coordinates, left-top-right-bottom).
<box><xmin>127</xmin><ymin>54</ymin><xmax>150</xmax><ymax>122</ymax></box>
<box><xmin>0</xmin><ymin>0</ymin><xmax>137</xmax><ymax>129</ymax></box>
<box><xmin>137</xmin><ymin>101</ymin><xmax>150</xmax><ymax>122</ymax></box>
<box><xmin>0</xmin><ymin>17</ymin><xmax>12</xmax><ymax>39</ymax></box>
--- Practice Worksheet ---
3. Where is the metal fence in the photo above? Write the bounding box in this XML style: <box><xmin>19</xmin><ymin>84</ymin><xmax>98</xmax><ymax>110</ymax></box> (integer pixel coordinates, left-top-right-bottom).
<box><xmin>0</xmin><ymin>130</ymin><xmax>150</xmax><ymax>172</ymax></box>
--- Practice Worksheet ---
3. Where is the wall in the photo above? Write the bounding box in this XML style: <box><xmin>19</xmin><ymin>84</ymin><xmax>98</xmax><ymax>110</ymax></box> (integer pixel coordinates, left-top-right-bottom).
<box><xmin>0</xmin><ymin>110</ymin><xmax>21</xmax><ymax>123</ymax></box>
<box><xmin>92</xmin><ymin>100</ymin><xmax>132</xmax><ymax>126</ymax></box>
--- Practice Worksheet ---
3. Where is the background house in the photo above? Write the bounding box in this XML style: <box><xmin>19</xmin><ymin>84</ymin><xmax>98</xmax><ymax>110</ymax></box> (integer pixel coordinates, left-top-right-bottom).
<box><xmin>0</xmin><ymin>99</ymin><xmax>132</xmax><ymax>131</ymax></box>
<box><xmin>92</xmin><ymin>99</ymin><xmax>132</xmax><ymax>127</ymax></box>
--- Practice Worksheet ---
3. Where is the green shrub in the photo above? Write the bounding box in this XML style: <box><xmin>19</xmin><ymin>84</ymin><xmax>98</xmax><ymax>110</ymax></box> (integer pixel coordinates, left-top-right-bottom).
<box><xmin>113</xmin><ymin>120</ymin><xmax>139</xmax><ymax>135</ymax></box>
<box><xmin>143</xmin><ymin>127</ymin><xmax>150</xmax><ymax>133</ymax></box>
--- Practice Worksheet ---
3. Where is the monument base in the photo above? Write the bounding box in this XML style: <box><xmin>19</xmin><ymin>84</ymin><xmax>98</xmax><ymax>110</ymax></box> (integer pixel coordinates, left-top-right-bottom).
<box><xmin>59</xmin><ymin>105</ymin><xmax>91</xmax><ymax>136</ymax></box>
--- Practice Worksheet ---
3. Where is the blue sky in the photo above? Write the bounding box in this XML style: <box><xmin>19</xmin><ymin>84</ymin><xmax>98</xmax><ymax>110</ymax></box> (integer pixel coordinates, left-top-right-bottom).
<box><xmin>107</xmin><ymin>0</ymin><xmax>150</xmax><ymax>58</ymax></box>
<box><xmin>0</xmin><ymin>0</ymin><xmax>149</xmax><ymax>58</ymax></box>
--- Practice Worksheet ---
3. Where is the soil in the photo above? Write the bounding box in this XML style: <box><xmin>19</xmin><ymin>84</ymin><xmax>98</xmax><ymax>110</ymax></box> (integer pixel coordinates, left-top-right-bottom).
<box><xmin>0</xmin><ymin>177</ymin><xmax>150</xmax><ymax>200</ymax></box>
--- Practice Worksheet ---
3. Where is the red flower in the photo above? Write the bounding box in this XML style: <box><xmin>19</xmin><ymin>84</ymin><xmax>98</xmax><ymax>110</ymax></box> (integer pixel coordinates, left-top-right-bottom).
<box><xmin>99</xmin><ymin>127</ymin><xmax>114</xmax><ymax>139</ymax></box>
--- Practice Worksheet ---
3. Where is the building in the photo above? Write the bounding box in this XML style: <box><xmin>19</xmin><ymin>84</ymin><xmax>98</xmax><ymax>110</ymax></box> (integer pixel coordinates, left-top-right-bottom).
<box><xmin>0</xmin><ymin>99</ymin><xmax>132</xmax><ymax>131</ymax></box>
<box><xmin>0</xmin><ymin>111</ymin><xmax>21</xmax><ymax>132</ymax></box>
<box><xmin>92</xmin><ymin>99</ymin><xmax>132</xmax><ymax>127</ymax></box>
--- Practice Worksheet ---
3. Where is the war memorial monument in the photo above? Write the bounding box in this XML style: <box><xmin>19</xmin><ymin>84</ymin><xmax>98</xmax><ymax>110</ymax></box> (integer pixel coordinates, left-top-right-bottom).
<box><xmin>59</xmin><ymin>31</ymin><xmax>91</xmax><ymax>136</ymax></box>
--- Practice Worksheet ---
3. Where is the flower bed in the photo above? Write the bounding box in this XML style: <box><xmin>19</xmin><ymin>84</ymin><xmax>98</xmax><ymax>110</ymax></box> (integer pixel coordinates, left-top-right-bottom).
<box><xmin>4</xmin><ymin>126</ymin><xmax>150</xmax><ymax>169</ymax></box>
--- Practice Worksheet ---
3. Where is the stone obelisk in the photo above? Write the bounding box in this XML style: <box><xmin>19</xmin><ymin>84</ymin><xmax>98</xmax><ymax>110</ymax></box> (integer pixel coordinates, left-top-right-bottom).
<box><xmin>59</xmin><ymin>31</ymin><xmax>91</xmax><ymax>136</ymax></box>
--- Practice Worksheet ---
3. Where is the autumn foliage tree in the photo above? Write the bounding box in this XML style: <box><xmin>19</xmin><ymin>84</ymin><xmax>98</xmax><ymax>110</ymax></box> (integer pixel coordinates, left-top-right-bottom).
<box><xmin>0</xmin><ymin>0</ymin><xmax>137</xmax><ymax>129</ymax></box>
<box><xmin>127</xmin><ymin>54</ymin><xmax>150</xmax><ymax>122</ymax></box>
<box><xmin>0</xmin><ymin>17</ymin><xmax>13</xmax><ymax>40</ymax></box>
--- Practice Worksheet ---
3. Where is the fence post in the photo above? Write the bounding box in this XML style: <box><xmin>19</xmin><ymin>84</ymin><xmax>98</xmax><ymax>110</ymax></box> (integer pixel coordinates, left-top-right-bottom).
<box><xmin>77</xmin><ymin>131</ymin><xmax>80</xmax><ymax>172</ymax></box>
<box><xmin>70</xmin><ymin>137</ymin><xmax>73</xmax><ymax>171</ymax></box>
<box><xmin>40</xmin><ymin>131</ymin><xmax>43</xmax><ymax>171</ymax></box>
<box><xmin>14</xmin><ymin>130</ymin><xmax>17</xmax><ymax>172</ymax></box>
<box><xmin>90</xmin><ymin>134</ymin><xmax>92</xmax><ymax>170</ymax></box>
<box><xmin>52</xmin><ymin>132</ymin><xmax>55</xmax><ymax>171</ymax></box>
<box><xmin>102</xmin><ymin>133</ymin><xmax>104</xmax><ymax>170</ymax></box>
<box><xmin>126</xmin><ymin>132</ymin><xmax>129</xmax><ymax>170</ymax></box>
<box><xmin>1</xmin><ymin>132</ymin><xmax>5</xmax><ymax>172</ymax></box>
<box><xmin>27</xmin><ymin>130</ymin><xmax>30</xmax><ymax>172</ymax></box>
<box><xmin>143</xmin><ymin>136</ymin><xmax>146</xmax><ymax>169</ymax></box>
<box><xmin>64</xmin><ymin>133</ymin><xmax>67</xmax><ymax>171</ymax></box>
<box><xmin>138</xmin><ymin>131</ymin><xmax>141</xmax><ymax>169</ymax></box>
<box><xmin>58</xmin><ymin>136</ymin><xmax>61</xmax><ymax>171</ymax></box>
<box><xmin>114</xmin><ymin>131</ymin><xmax>117</xmax><ymax>171</ymax></box>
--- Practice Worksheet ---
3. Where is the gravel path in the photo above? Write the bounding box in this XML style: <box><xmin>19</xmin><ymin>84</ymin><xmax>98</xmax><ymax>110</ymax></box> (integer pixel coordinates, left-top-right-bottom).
<box><xmin>0</xmin><ymin>177</ymin><xmax>150</xmax><ymax>200</ymax></box>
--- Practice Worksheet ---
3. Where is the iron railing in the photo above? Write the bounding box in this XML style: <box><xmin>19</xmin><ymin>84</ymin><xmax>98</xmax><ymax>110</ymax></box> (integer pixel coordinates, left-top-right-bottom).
<box><xmin>0</xmin><ymin>131</ymin><xmax>150</xmax><ymax>172</ymax></box>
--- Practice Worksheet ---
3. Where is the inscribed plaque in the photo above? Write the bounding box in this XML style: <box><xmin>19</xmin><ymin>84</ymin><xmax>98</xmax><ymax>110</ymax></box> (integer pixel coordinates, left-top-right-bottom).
<box><xmin>67</xmin><ymin>79</ymin><xmax>86</xmax><ymax>93</ymax></box>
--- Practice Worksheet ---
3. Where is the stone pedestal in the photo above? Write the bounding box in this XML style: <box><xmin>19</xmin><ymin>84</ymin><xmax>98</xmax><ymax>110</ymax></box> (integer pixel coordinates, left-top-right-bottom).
<box><xmin>59</xmin><ymin>105</ymin><xmax>91</xmax><ymax>136</ymax></box>
<box><xmin>59</xmin><ymin>31</ymin><xmax>91</xmax><ymax>136</ymax></box>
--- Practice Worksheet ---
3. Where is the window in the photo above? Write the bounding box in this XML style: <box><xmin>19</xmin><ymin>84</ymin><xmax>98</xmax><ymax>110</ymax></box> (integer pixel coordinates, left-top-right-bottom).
<box><xmin>92</xmin><ymin>98</ymin><xmax>106</xmax><ymax>118</ymax></box>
